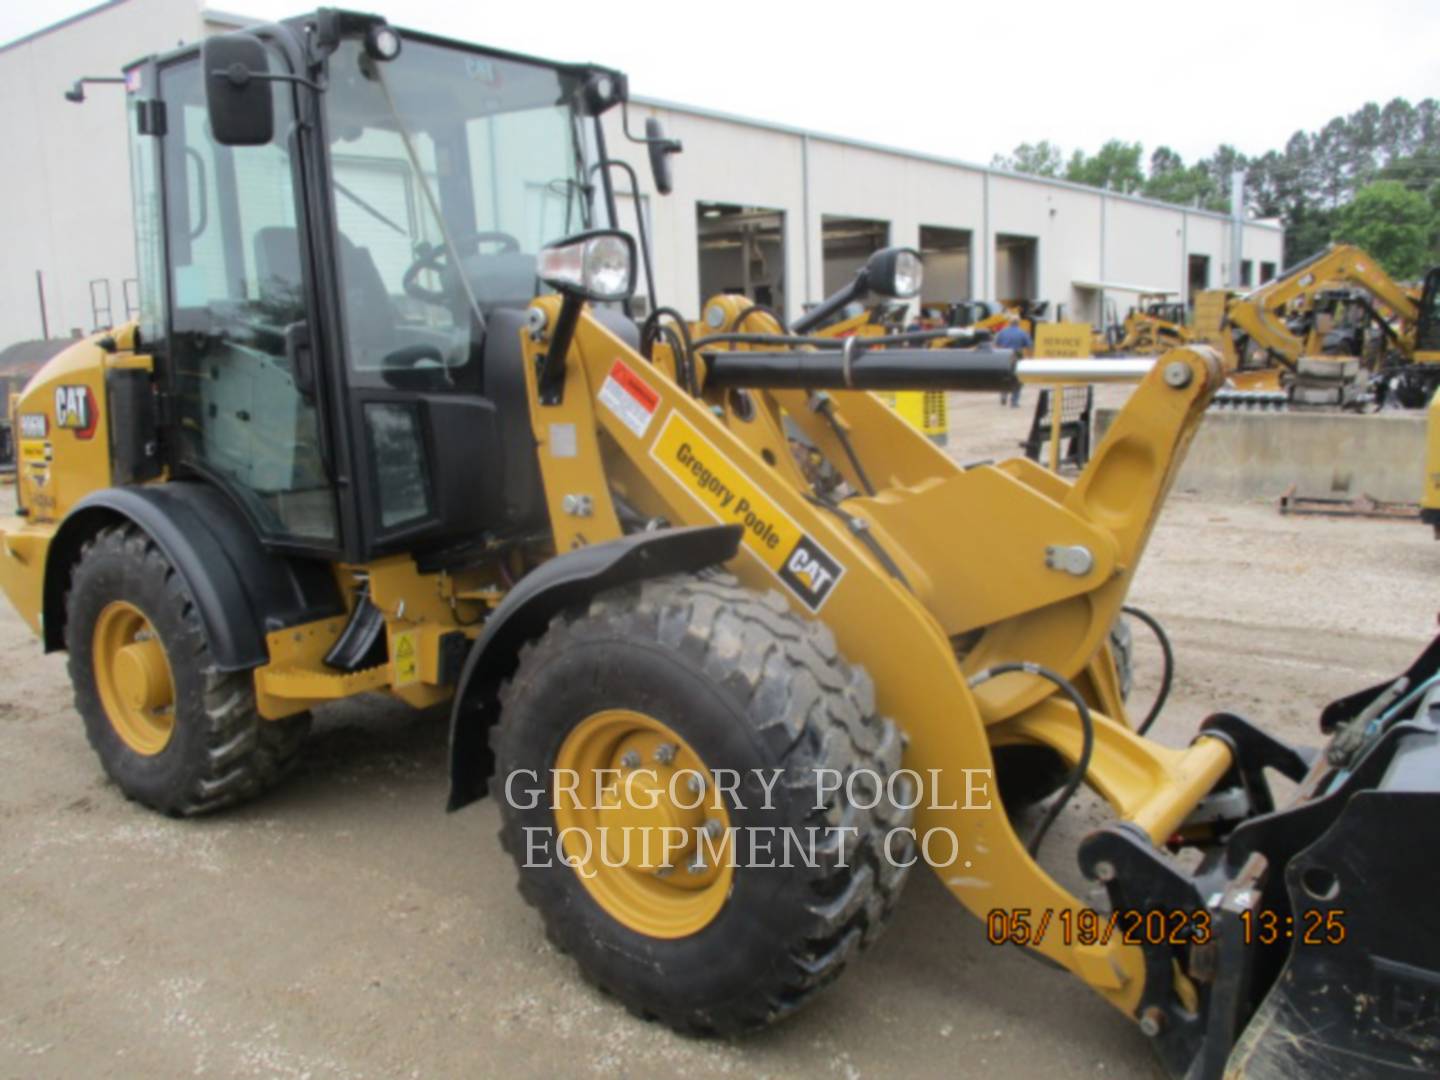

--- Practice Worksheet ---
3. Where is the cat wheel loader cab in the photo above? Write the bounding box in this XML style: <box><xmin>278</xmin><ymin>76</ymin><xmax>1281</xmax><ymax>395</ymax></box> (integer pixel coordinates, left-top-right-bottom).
<box><xmin>1</xmin><ymin>10</ymin><xmax>1437</xmax><ymax>1078</ymax></box>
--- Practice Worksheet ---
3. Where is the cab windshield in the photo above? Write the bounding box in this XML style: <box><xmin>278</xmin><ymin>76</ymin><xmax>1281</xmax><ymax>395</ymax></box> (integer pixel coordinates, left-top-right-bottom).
<box><xmin>323</xmin><ymin>37</ymin><xmax>590</xmax><ymax>381</ymax></box>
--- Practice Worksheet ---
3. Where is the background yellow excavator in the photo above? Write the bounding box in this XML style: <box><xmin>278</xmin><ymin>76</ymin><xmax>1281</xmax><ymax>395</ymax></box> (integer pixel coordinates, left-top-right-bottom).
<box><xmin>1193</xmin><ymin>244</ymin><xmax>1440</xmax><ymax>409</ymax></box>
<box><xmin>1</xmin><ymin>11</ymin><xmax>1438</xmax><ymax>1078</ymax></box>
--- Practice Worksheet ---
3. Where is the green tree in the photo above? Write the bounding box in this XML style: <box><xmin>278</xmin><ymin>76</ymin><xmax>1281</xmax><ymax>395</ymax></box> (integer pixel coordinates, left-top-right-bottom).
<box><xmin>992</xmin><ymin>140</ymin><xmax>1064</xmax><ymax>177</ymax></box>
<box><xmin>1332</xmin><ymin>181</ymin><xmax>1436</xmax><ymax>278</ymax></box>
<box><xmin>1064</xmin><ymin>140</ymin><xmax>1144</xmax><ymax>194</ymax></box>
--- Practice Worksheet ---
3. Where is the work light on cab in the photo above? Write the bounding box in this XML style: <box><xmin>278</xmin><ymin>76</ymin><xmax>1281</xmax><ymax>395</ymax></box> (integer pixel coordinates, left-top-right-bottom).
<box><xmin>363</xmin><ymin>23</ymin><xmax>401</xmax><ymax>61</ymax></box>
<box><xmin>870</xmin><ymin>247</ymin><xmax>923</xmax><ymax>299</ymax></box>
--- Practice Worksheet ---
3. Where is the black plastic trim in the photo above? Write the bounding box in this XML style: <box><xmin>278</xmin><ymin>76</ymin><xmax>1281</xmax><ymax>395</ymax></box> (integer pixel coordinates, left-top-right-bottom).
<box><xmin>43</xmin><ymin>483</ymin><xmax>343</xmax><ymax>671</ymax></box>
<box><xmin>446</xmin><ymin>524</ymin><xmax>742</xmax><ymax>810</ymax></box>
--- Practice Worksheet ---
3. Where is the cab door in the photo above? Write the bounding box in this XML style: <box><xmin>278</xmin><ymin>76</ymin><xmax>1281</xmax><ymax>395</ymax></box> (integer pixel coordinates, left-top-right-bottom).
<box><xmin>151</xmin><ymin>48</ymin><xmax>339</xmax><ymax>552</ymax></box>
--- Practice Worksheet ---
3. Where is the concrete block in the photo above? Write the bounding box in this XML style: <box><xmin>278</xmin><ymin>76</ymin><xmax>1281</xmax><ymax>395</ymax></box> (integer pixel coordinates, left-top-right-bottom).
<box><xmin>1095</xmin><ymin>407</ymin><xmax>1426</xmax><ymax>503</ymax></box>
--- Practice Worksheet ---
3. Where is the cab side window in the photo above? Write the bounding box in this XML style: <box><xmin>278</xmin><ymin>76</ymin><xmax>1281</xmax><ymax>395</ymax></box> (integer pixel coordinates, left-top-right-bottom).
<box><xmin>160</xmin><ymin>56</ymin><xmax>336</xmax><ymax>545</ymax></box>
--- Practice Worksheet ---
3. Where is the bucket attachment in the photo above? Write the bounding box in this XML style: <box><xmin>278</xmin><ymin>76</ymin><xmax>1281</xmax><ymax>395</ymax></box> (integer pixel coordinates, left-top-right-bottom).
<box><xmin>1078</xmin><ymin>636</ymin><xmax>1440</xmax><ymax>1080</ymax></box>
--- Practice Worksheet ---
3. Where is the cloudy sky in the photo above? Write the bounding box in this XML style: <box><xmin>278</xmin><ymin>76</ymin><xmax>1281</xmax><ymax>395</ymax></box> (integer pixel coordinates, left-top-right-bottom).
<box><xmin>5</xmin><ymin>0</ymin><xmax>1438</xmax><ymax>166</ymax></box>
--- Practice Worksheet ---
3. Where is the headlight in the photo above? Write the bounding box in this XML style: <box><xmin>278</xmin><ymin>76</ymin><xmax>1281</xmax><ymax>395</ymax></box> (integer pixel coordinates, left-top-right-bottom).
<box><xmin>538</xmin><ymin>230</ymin><xmax>637</xmax><ymax>303</ymax></box>
<box><xmin>892</xmin><ymin>249</ymin><xmax>923</xmax><ymax>299</ymax></box>
<box><xmin>862</xmin><ymin>246</ymin><xmax>924</xmax><ymax>300</ymax></box>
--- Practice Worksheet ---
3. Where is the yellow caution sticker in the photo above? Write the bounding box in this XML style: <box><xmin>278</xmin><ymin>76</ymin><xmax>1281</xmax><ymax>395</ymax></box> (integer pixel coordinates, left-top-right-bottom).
<box><xmin>392</xmin><ymin>630</ymin><xmax>419</xmax><ymax>687</ymax></box>
<box><xmin>650</xmin><ymin>412</ymin><xmax>844</xmax><ymax>611</ymax></box>
<box><xmin>20</xmin><ymin>440</ymin><xmax>47</xmax><ymax>463</ymax></box>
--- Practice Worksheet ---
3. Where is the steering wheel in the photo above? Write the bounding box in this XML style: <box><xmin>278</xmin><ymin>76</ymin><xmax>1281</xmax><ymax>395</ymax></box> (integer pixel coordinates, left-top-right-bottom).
<box><xmin>402</xmin><ymin>231</ymin><xmax>522</xmax><ymax>305</ymax></box>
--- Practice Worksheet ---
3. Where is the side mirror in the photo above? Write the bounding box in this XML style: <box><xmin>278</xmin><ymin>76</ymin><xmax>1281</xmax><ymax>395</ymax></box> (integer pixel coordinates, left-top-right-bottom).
<box><xmin>644</xmin><ymin>117</ymin><xmax>681</xmax><ymax>196</ymax></box>
<box><xmin>203</xmin><ymin>33</ymin><xmax>274</xmax><ymax>146</ymax></box>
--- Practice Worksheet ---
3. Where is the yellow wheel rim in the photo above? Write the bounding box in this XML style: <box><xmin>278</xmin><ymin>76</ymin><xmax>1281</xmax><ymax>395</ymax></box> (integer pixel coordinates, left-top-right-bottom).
<box><xmin>92</xmin><ymin>600</ymin><xmax>176</xmax><ymax>756</ymax></box>
<box><xmin>553</xmin><ymin>709</ymin><xmax>734</xmax><ymax>939</ymax></box>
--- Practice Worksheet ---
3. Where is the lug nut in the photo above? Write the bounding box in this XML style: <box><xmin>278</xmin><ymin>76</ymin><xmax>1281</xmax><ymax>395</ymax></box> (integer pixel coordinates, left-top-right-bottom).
<box><xmin>620</xmin><ymin>751</ymin><xmax>640</xmax><ymax>769</ymax></box>
<box><xmin>687</xmin><ymin>775</ymin><xmax>705</xmax><ymax>795</ymax></box>
<box><xmin>654</xmin><ymin>864</ymin><xmax>674</xmax><ymax>878</ymax></box>
<box><xmin>1094</xmin><ymin>861</ymin><xmax>1116</xmax><ymax>882</ymax></box>
<box><xmin>687</xmin><ymin>856</ymin><xmax>707</xmax><ymax>875</ymax></box>
<box><xmin>704</xmin><ymin>819</ymin><xmax>724</xmax><ymax>839</ymax></box>
<box><xmin>653</xmin><ymin>743</ymin><xmax>677</xmax><ymax>765</ymax></box>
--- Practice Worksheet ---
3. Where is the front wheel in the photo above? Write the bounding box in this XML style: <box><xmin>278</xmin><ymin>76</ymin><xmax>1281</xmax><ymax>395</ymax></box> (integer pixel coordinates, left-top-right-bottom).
<box><xmin>64</xmin><ymin>523</ymin><xmax>308</xmax><ymax>815</ymax></box>
<box><xmin>491</xmin><ymin>572</ymin><xmax>914</xmax><ymax>1035</ymax></box>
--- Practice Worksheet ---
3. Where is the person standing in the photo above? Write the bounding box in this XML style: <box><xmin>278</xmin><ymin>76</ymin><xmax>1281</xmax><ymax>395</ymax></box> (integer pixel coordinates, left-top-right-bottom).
<box><xmin>995</xmin><ymin>316</ymin><xmax>1033</xmax><ymax>407</ymax></box>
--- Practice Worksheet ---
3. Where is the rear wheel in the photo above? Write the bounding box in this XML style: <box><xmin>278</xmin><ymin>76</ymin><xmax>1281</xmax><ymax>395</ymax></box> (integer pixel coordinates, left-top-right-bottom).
<box><xmin>64</xmin><ymin>523</ymin><xmax>309</xmax><ymax>815</ymax></box>
<box><xmin>492</xmin><ymin>572</ymin><xmax>914</xmax><ymax>1034</ymax></box>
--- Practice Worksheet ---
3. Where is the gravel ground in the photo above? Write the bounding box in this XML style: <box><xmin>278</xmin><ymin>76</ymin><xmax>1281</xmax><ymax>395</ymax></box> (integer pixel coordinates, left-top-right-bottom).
<box><xmin>1</xmin><ymin>393</ymin><xmax>1434</xmax><ymax>1079</ymax></box>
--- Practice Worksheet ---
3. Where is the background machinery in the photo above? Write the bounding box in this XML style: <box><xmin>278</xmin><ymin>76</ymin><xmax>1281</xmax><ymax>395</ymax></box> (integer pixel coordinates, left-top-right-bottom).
<box><xmin>1103</xmin><ymin>291</ymin><xmax>1190</xmax><ymax>356</ymax></box>
<box><xmin>1193</xmin><ymin>243</ymin><xmax>1440</xmax><ymax>409</ymax></box>
<box><xmin>0</xmin><ymin>11</ymin><xmax>1436</xmax><ymax>1077</ymax></box>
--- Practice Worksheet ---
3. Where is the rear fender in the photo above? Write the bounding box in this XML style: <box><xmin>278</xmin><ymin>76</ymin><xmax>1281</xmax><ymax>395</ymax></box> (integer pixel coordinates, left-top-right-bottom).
<box><xmin>43</xmin><ymin>483</ymin><xmax>342</xmax><ymax>670</ymax></box>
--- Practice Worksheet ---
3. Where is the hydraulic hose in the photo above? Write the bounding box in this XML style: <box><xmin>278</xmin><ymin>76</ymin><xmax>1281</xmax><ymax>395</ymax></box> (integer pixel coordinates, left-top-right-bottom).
<box><xmin>968</xmin><ymin>662</ymin><xmax>1094</xmax><ymax>858</ymax></box>
<box><xmin>1121</xmin><ymin>604</ymin><xmax>1174</xmax><ymax>737</ymax></box>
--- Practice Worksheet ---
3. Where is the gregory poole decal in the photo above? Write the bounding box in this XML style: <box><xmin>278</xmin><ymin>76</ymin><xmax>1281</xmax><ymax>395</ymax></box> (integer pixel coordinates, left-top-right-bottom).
<box><xmin>650</xmin><ymin>412</ymin><xmax>845</xmax><ymax>611</ymax></box>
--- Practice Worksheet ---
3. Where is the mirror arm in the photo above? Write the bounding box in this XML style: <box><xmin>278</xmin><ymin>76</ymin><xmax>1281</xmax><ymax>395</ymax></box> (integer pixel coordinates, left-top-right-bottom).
<box><xmin>210</xmin><ymin>68</ymin><xmax>326</xmax><ymax>94</ymax></box>
<box><xmin>791</xmin><ymin>278</ymin><xmax>868</xmax><ymax>335</ymax></box>
<box><xmin>64</xmin><ymin>76</ymin><xmax>126</xmax><ymax>104</ymax></box>
<box><xmin>539</xmin><ymin>294</ymin><xmax>584</xmax><ymax>406</ymax></box>
<box><xmin>588</xmin><ymin>159</ymin><xmax>657</xmax><ymax>315</ymax></box>
<box><xmin>619</xmin><ymin>98</ymin><xmax>681</xmax><ymax>153</ymax></box>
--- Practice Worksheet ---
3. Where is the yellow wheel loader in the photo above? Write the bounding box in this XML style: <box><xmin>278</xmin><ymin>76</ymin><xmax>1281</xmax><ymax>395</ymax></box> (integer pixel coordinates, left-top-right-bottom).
<box><xmin>2</xmin><ymin>11</ymin><xmax>1438</xmax><ymax>1076</ymax></box>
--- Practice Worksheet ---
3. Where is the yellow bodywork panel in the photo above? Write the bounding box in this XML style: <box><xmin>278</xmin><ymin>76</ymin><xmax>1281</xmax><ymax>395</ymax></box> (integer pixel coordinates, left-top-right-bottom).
<box><xmin>0</xmin><ymin>521</ymin><xmax>53</xmax><ymax>635</ymax></box>
<box><xmin>846</xmin><ymin>468</ymin><xmax>1118</xmax><ymax>636</ymax></box>
<box><xmin>0</xmin><ymin>324</ymin><xmax>150</xmax><ymax>641</ymax></box>
<box><xmin>10</xmin><ymin>324</ymin><xmax>148</xmax><ymax>525</ymax></box>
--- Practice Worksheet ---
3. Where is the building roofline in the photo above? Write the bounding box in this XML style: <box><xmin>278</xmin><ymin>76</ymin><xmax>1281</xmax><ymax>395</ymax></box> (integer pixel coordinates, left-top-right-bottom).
<box><xmin>632</xmin><ymin>93</ymin><xmax>1284</xmax><ymax>234</ymax></box>
<box><xmin>200</xmin><ymin>7</ymin><xmax>260</xmax><ymax>28</ymax></box>
<box><xmin>0</xmin><ymin>0</ymin><xmax>132</xmax><ymax>56</ymax></box>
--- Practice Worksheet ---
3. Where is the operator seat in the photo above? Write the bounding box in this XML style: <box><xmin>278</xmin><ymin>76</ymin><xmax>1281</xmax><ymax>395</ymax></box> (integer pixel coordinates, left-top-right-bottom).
<box><xmin>254</xmin><ymin>227</ymin><xmax>400</xmax><ymax>370</ymax></box>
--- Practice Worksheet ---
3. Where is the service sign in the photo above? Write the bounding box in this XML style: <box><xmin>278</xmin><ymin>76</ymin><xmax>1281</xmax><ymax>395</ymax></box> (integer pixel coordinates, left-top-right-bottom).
<box><xmin>651</xmin><ymin>412</ymin><xmax>845</xmax><ymax>612</ymax></box>
<box><xmin>19</xmin><ymin>413</ymin><xmax>47</xmax><ymax>440</ymax></box>
<box><xmin>54</xmin><ymin>385</ymin><xmax>98</xmax><ymax>439</ymax></box>
<box><xmin>1035</xmin><ymin>322</ymin><xmax>1092</xmax><ymax>359</ymax></box>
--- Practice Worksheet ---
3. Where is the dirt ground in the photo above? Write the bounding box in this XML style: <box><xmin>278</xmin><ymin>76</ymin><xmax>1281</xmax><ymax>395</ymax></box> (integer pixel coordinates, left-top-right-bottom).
<box><xmin>1</xmin><ymin>391</ymin><xmax>1434</xmax><ymax>1079</ymax></box>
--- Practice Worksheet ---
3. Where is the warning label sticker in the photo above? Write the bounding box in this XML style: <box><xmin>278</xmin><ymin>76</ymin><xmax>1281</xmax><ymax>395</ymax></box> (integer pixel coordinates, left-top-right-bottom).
<box><xmin>598</xmin><ymin>359</ymin><xmax>659</xmax><ymax>439</ymax></box>
<box><xmin>650</xmin><ymin>412</ymin><xmax>845</xmax><ymax>612</ymax></box>
<box><xmin>393</xmin><ymin>631</ymin><xmax>418</xmax><ymax>687</ymax></box>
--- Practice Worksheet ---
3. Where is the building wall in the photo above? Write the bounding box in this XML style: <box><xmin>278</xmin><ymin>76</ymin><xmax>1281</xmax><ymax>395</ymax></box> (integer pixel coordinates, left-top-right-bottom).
<box><xmin>0</xmin><ymin>0</ymin><xmax>207</xmax><ymax>345</ymax></box>
<box><xmin>605</xmin><ymin>100</ymin><xmax>1282</xmax><ymax>327</ymax></box>
<box><xmin>1</xmin><ymin>3</ymin><xmax>1284</xmax><ymax>345</ymax></box>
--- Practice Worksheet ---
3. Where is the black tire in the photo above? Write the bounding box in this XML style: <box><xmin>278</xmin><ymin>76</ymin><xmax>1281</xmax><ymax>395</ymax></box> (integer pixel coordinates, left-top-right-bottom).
<box><xmin>64</xmin><ymin>523</ymin><xmax>309</xmax><ymax>816</ymax></box>
<box><xmin>491</xmin><ymin>571</ymin><xmax>914</xmax><ymax>1035</ymax></box>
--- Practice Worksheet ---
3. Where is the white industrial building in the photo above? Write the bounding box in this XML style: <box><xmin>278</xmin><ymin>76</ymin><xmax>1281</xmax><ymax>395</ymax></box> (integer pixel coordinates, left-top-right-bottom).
<box><xmin>0</xmin><ymin>0</ymin><xmax>1283</xmax><ymax>347</ymax></box>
